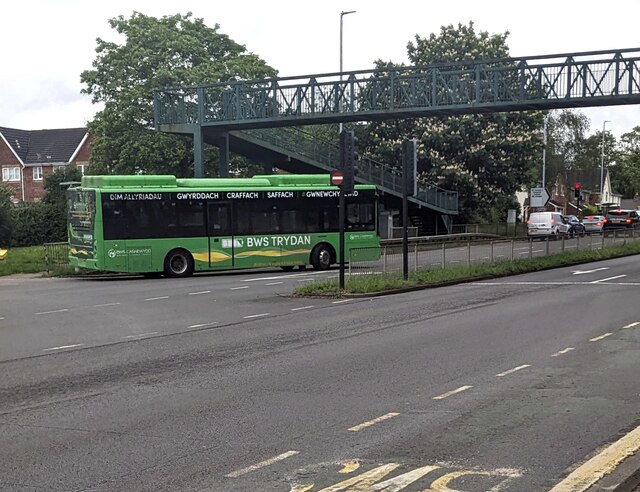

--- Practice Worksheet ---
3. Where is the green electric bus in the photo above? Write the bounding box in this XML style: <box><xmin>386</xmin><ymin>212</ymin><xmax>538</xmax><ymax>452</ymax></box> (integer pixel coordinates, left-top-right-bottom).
<box><xmin>67</xmin><ymin>174</ymin><xmax>380</xmax><ymax>277</ymax></box>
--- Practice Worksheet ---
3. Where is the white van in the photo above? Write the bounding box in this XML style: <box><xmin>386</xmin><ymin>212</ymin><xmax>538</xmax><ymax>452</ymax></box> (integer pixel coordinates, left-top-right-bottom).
<box><xmin>527</xmin><ymin>212</ymin><xmax>570</xmax><ymax>238</ymax></box>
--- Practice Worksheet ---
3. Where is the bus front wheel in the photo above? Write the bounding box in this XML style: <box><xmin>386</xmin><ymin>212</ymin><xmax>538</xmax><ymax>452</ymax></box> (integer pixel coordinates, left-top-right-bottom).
<box><xmin>164</xmin><ymin>249</ymin><xmax>194</xmax><ymax>278</ymax></box>
<box><xmin>311</xmin><ymin>244</ymin><xmax>334</xmax><ymax>270</ymax></box>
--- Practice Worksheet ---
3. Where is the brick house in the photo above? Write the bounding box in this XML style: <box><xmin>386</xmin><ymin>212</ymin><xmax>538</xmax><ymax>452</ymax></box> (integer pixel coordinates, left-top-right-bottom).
<box><xmin>0</xmin><ymin>126</ymin><xmax>90</xmax><ymax>202</ymax></box>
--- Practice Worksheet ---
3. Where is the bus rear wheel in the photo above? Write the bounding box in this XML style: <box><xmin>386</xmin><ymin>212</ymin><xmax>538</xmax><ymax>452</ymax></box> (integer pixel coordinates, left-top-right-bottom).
<box><xmin>164</xmin><ymin>249</ymin><xmax>194</xmax><ymax>278</ymax></box>
<box><xmin>311</xmin><ymin>244</ymin><xmax>334</xmax><ymax>270</ymax></box>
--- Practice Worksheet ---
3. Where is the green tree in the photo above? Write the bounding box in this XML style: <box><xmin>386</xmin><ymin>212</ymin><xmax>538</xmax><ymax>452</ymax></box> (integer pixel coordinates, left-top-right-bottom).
<box><xmin>610</xmin><ymin>126</ymin><xmax>640</xmax><ymax>198</ymax></box>
<box><xmin>359</xmin><ymin>22</ymin><xmax>544</xmax><ymax>222</ymax></box>
<box><xmin>81</xmin><ymin>12</ymin><xmax>277</xmax><ymax>176</ymax></box>
<box><xmin>544</xmin><ymin>110</ymin><xmax>591</xmax><ymax>185</ymax></box>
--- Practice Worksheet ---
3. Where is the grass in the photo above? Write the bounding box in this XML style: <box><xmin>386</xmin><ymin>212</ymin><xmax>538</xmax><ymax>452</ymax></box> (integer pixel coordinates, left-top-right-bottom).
<box><xmin>295</xmin><ymin>241</ymin><xmax>640</xmax><ymax>296</ymax></box>
<box><xmin>0</xmin><ymin>246</ymin><xmax>47</xmax><ymax>277</ymax></box>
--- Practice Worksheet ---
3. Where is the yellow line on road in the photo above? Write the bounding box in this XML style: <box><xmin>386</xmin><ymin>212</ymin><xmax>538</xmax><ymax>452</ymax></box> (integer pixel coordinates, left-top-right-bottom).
<box><xmin>225</xmin><ymin>450</ymin><xmax>298</xmax><ymax>478</ymax></box>
<box><xmin>348</xmin><ymin>412</ymin><xmax>399</xmax><ymax>432</ymax></box>
<box><xmin>589</xmin><ymin>333</ymin><xmax>613</xmax><ymax>342</ymax></box>
<box><xmin>549</xmin><ymin>424</ymin><xmax>640</xmax><ymax>492</ymax></box>
<box><xmin>433</xmin><ymin>385</ymin><xmax>473</xmax><ymax>400</ymax></box>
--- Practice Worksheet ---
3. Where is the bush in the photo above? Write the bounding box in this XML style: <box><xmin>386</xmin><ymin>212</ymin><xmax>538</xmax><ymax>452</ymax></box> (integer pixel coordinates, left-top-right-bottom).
<box><xmin>10</xmin><ymin>202</ymin><xmax>66</xmax><ymax>247</ymax></box>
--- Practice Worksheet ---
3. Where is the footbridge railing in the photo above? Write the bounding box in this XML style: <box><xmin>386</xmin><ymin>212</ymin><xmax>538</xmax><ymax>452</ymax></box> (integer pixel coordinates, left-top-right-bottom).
<box><xmin>155</xmin><ymin>48</ymin><xmax>640</xmax><ymax>130</ymax></box>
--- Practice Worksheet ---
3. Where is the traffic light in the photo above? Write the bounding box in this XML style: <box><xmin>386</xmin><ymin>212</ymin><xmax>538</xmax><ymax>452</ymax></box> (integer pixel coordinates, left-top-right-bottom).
<box><xmin>339</xmin><ymin>130</ymin><xmax>356</xmax><ymax>194</ymax></box>
<box><xmin>403</xmin><ymin>138</ymin><xmax>417</xmax><ymax>197</ymax></box>
<box><xmin>574</xmin><ymin>183</ymin><xmax>581</xmax><ymax>199</ymax></box>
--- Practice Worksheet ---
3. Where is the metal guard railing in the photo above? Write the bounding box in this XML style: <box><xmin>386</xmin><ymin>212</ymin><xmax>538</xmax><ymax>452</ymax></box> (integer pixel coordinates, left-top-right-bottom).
<box><xmin>239</xmin><ymin>127</ymin><xmax>458</xmax><ymax>213</ymax></box>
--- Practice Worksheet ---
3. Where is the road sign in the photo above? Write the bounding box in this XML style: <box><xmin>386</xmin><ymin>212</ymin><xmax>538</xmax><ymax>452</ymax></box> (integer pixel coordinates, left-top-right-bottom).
<box><xmin>330</xmin><ymin>171</ymin><xmax>344</xmax><ymax>186</ymax></box>
<box><xmin>530</xmin><ymin>187</ymin><xmax>550</xmax><ymax>208</ymax></box>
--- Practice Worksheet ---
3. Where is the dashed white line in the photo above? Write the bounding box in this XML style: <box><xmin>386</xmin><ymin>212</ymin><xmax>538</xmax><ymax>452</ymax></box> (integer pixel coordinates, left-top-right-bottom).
<box><xmin>433</xmin><ymin>385</ymin><xmax>473</xmax><ymax>400</ymax></box>
<box><xmin>122</xmin><ymin>332</ymin><xmax>158</xmax><ymax>339</ymax></box>
<box><xmin>297</xmin><ymin>279</ymin><xmax>315</xmax><ymax>282</ymax></box>
<box><xmin>243</xmin><ymin>313</ymin><xmax>270</xmax><ymax>319</ymax></box>
<box><xmin>591</xmin><ymin>275</ymin><xmax>627</xmax><ymax>284</ymax></box>
<box><xmin>93</xmin><ymin>302</ymin><xmax>120</xmax><ymax>307</ymax></box>
<box><xmin>590</xmin><ymin>332</ymin><xmax>613</xmax><ymax>342</ymax></box>
<box><xmin>624</xmin><ymin>321</ymin><xmax>640</xmax><ymax>329</ymax></box>
<box><xmin>552</xmin><ymin>347</ymin><xmax>575</xmax><ymax>357</ymax></box>
<box><xmin>265</xmin><ymin>282</ymin><xmax>283</xmax><ymax>285</ymax></box>
<box><xmin>144</xmin><ymin>296</ymin><xmax>168</xmax><ymax>301</ymax></box>
<box><xmin>188</xmin><ymin>322</ymin><xmax>219</xmax><ymax>328</ymax></box>
<box><xmin>291</xmin><ymin>305</ymin><xmax>315</xmax><ymax>311</ymax></box>
<box><xmin>231</xmin><ymin>286</ymin><xmax>249</xmax><ymax>290</ymax></box>
<box><xmin>225</xmin><ymin>450</ymin><xmax>299</xmax><ymax>478</ymax></box>
<box><xmin>188</xmin><ymin>290</ymin><xmax>211</xmax><ymax>296</ymax></box>
<box><xmin>348</xmin><ymin>412</ymin><xmax>400</xmax><ymax>432</ymax></box>
<box><xmin>332</xmin><ymin>299</ymin><xmax>353</xmax><ymax>304</ymax></box>
<box><xmin>43</xmin><ymin>344</ymin><xmax>84</xmax><ymax>352</ymax></box>
<box><xmin>0</xmin><ymin>317</ymin><xmax>4</xmax><ymax>320</ymax></box>
<box><xmin>496</xmin><ymin>364</ymin><xmax>531</xmax><ymax>377</ymax></box>
<box><xmin>35</xmin><ymin>308</ymin><xmax>69</xmax><ymax>315</ymax></box>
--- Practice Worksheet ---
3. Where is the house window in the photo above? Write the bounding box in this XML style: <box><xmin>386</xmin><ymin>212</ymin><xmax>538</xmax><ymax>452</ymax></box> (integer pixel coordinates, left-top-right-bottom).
<box><xmin>33</xmin><ymin>166</ymin><xmax>43</xmax><ymax>180</ymax></box>
<box><xmin>2</xmin><ymin>167</ymin><xmax>20</xmax><ymax>182</ymax></box>
<box><xmin>77</xmin><ymin>164</ymin><xmax>85</xmax><ymax>175</ymax></box>
<box><xmin>53</xmin><ymin>164</ymin><xmax>65</xmax><ymax>173</ymax></box>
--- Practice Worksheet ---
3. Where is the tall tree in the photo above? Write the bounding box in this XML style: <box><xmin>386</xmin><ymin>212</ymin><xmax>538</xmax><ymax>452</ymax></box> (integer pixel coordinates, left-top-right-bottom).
<box><xmin>359</xmin><ymin>22</ymin><xmax>544</xmax><ymax>222</ymax></box>
<box><xmin>543</xmin><ymin>110</ymin><xmax>590</xmax><ymax>185</ymax></box>
<box><xmin>610</xmin><ymin>126</ymin><xmax>640</xmax><ymax>198</ymax></box>
<box><xmin>0</xmin><ymin>183</ymin><xmax>13</xmax><ymax>247</ymax></box>
<box><xmin>81</xmin><ymin>12</ymin><xmax>277</xmax><ymax>176</ymax></box>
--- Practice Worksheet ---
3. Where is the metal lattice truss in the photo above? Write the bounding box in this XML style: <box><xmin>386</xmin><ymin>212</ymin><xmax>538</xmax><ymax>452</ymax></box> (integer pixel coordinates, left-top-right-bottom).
<box><xmin>155</xmin><ymin>48</ymin><xmax>640</xmax><ymax>130</ymax></box>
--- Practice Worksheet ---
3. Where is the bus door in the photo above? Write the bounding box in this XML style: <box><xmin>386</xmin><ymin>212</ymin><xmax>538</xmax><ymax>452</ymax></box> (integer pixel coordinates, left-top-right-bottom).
<box><xmin>207</xmin><ymin>202</ymin><xmax>234</xmax><ymax>268</ymax></box>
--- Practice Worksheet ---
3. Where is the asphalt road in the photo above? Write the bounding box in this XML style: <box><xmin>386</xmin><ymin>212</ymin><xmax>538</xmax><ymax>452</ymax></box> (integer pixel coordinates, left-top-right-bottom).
<box><xmin>1</xmin><ymin>256</ymin><xmax>640</xmax><ymax>491</ymax></box>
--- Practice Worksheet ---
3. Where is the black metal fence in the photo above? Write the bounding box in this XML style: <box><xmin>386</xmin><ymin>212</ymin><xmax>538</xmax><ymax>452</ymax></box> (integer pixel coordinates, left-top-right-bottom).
<box><xmin>43</xmin><ymin>242</ymin><xmax>70</xmax><ymax>274</ymax></box>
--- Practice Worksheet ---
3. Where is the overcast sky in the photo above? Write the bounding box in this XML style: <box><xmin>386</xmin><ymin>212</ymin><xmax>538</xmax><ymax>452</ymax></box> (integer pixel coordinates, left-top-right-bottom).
<box><xmin>1</xmin><ymin>0</ymin><xmax>639</xmax><ymax>137</ymax></box>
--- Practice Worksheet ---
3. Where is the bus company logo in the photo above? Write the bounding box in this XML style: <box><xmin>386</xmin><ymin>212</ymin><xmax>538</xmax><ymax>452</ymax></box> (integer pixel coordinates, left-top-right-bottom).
<box><xmin>107</xmin><ymin>249</ymin><xmax>126</xmax><ymax>258</ymax></box>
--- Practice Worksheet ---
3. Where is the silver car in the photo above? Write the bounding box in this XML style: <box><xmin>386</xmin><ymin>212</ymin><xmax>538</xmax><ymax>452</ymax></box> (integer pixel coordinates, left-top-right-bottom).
<box><xmin>582</xmin><ymin>215</ymin><xmax>606</xmax><ymax>233</ymax></box>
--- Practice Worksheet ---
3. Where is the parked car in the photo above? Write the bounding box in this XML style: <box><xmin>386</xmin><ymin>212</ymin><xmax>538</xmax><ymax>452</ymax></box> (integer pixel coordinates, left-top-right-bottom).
<box><xmin>603</xmin><ymin>209</ymin><xmax>640</xmax><ymax>229</ymax></box>
<box><xmin>527</xmin><ymin>212</ymin><xmax>570</xmax><ymax>238</ymax></box>
<box><xmin>582</xmin><ymin>215</ymin><xmax>607</xmax><ymax>233</ymax></box>
<box><xmin>563</xmin><ymin>215</ymin><xmax>585</xmax><ymax>236</ymax></box>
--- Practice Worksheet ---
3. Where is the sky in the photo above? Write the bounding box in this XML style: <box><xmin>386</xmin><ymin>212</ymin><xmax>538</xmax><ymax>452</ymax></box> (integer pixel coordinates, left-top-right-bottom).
<box><xmin>1</xmin><ymin>0</ymin><xmax>639</xmax><ymax>138</ymax></box>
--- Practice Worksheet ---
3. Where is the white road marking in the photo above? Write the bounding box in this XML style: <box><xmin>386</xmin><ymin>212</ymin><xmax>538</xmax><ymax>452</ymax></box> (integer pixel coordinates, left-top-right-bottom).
<box><xmin>243</xmin><ymin>313</ymin><xmax>270</xmax><ymax>319</ymax></box>
<box><xmin>496</xmin><ymin>364</ymin><xmax>531</xmax><ymax>377</ymax></box>
<box><xmin>297</xmin><ymin>279</ymin><xmax>315</xmax><ymax>282</ymax></box>
<box><xmin>348</xmin><ymin>412</ymin><xmax>400</xmax><ymax>432</ymax></box>
<box><xmin>265</xmin><ymin>282</ymin><xmax>283</xmax><ymax>285</ymax></box>
<box><xmin>93</xmin><ymin>302</ymin><xmax>120</xmax><ymax>307</ymax></box>
<box><xmin>188</xmin><ymin>322</ymin><xmax>218</xmax><ymax>328</ymax></box>
<box><xmin>35</xmin><ymin>308</ymin><xmax>69</xmax><ymax>315</ymax></box>
<box><xmin>473</xmin><ymin>281</ymin><xmax>640</xmax><ymax>286</ymax></box>
<box><xmin>623</xmin><ymin>321</ymin><xmax>640</xmax><ymax>329</ymax></box>
<box><xmin>225</xmin><ymin>450</ymin><xmax>299</xmax><ymax>478</ymax></box>
<box><xmin>552</xmin><ymin>347</ymin><xmax>575</xmax><ymax>357</ymax></box>
<box><xmin>332</xmin><ymin>299</ymin><xmax>353</xmax><ymax>304</ymax></box>
<box><xmin>572</xmin><ymin>267</ymin><xmax>609</xmax><ymax>275</ymax></box>
<box><xmin>291</xmin><ymin>305</ymin><xmax>315</xmax><ymax>311</ymax></box>
<box><xmin>590</xmin><ymin>333</ymin><xmax>613</xmax><ymax>342</ymax></box>
<box><xmin>43</xmin><ymin>344</ymin><xmax>84</xmax><ymax>351</ymax></box>
<box><xmin>433</xmin><ymin>385</ymin><xmax>473</xmax><ymax>400</ymax></box>
<box><xmin>0</xmin><ymin>317</ymin><xmax>4</xmax><ymax>320</ymax></box>
<box><xmin>188</xmin><ymin>290</ymin><xmax>211</xmax><ymax>296</ymax></box>
<box><xmin>122</xmin><ymin>332</ymin><xmax>158</xmax><ymax>339</ymax></box>
<box><xmin>144</xmin><ymin>296</ymin><xmax>168</xmax><ymax>301</ymax></box>
<box><xmin>243</xmin><ymin>271</ymin><xmax>331</xmax><ymax>282</ymax></box>
<box><xmin>231</xmin><ymin>286</ymin><xmax>249</xmax><ymax>290</ymax></box>
<box><xmin>591</xmin><ymin>275</ymin><xmax>627</xmax><ymax>284</ymax></box>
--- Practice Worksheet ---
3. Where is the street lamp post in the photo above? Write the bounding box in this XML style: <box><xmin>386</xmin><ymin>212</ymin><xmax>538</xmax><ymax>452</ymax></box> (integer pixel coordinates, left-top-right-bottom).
<box><xmin>339</xmin><ymin>10</ymin><xmax>356</xmax><ymax>134</ymax></box>
<box><xmin>600</xmin><ymin>120</ymin><xmax>611</xmax><ymax>203</ymax></box>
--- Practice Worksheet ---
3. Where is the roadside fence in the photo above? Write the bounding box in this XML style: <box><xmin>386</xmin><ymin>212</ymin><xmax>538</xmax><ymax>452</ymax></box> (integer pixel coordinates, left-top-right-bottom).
<box><xmin>44</xmin><ymin>242</ymin><xmax>71</xmax><ymax>274</ymax></box>
<box><xmin>349</xmin><ymin>229</ymin><xmax>640</xmax><ymax>277</ymax></box>
<box><xmin>450</xmin><ymin>223</ymin><xmax>527</xmax><ymax>237</ymax></box>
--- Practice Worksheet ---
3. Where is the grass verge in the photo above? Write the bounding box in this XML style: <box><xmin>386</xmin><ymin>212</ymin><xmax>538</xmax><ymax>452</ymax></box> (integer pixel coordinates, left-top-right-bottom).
<box><xmin>295</xmin><ymin>241</ymin><xmax>640</xmax><ymax>296</ymax></box>
<box><xmin>0</xmin><ymin>246</ymin><xmax>47</xmax><ymax>277</ymax></box>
